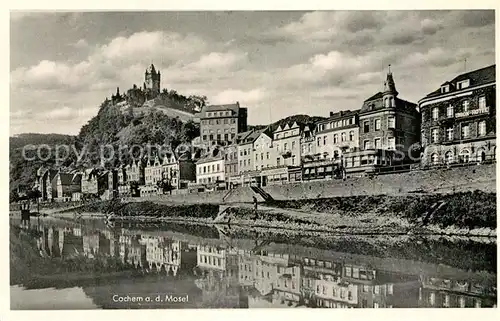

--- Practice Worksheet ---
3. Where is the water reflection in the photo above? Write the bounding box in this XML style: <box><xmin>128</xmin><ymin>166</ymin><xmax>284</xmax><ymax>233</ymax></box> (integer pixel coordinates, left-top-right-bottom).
<box><xmin>11</xmin><ymin>219</ymin><xmax>497</xmax><ymax>309</ymax></box>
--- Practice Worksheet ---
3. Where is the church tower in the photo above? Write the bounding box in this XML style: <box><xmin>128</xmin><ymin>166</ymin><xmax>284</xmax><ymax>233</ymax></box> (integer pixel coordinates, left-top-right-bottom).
<box><xmin>383</xmin><ymin>65</ymin><xmax>398</xmax><ymax>108</ymax></box>
<box><xmin>144</xmin><ymin>64</ymin><xmax>161</xmax><ymax>98</ymax></box>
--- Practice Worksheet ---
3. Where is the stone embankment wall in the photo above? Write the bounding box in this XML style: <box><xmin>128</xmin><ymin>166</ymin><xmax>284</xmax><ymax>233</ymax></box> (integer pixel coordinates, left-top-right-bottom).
<box><xmin>262</xmin><ymin>164</ymin><xmax>496</xmax><ymax>200</ymax></box>
<box><xmin>123</xmin><ymin>164</ymin><xmax>495</xmax><ymax>204</ymax></box>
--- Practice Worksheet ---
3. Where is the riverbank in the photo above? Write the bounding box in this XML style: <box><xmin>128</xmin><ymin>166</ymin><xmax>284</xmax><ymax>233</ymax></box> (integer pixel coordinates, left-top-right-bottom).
<box><xmin>49</xmin><ymin>190</ymin><xmax>496</xmax><ymax>237</ymax></box>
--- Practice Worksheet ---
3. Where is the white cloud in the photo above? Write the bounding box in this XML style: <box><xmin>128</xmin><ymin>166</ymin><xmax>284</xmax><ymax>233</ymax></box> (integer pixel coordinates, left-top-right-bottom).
<box><xmin>72</xmin><ymin>39</ymin><xmax>88</xmax><ymax>48</ymax></box>
<box><xmin>212</xmin><ymin>89</ymin><xmax>267</xmax><ymax>105</ymax></box>
<box><xmin>190</xmin><ymin>51</ymin><xmax>247</xmax><ymax>69</ymax></box>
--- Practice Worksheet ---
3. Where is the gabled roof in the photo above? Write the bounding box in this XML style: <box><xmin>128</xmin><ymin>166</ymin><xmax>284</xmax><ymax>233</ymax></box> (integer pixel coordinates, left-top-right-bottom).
<box><xmin>58</xmin><ymin>173</ymin><xmax>76</xmax><ymax>186</ymax></box>
<box><xmin>200</xmin><ymin>103</ymin><xmax>241</xmax><ymax>116</ymax></box>
<box><xmin>423</xmin><ymin>64</ymin><xmax>495</xmax><ymax>99</ymax></box>
<box><xmin>240</xmin><ymin>129</ymin><xmax>265</xmax><ymax>145</ymax></box>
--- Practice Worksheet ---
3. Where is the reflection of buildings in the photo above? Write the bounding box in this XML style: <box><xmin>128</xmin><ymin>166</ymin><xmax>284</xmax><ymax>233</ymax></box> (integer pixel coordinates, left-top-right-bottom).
<box><xmin>419</xmin><ymin>276</ymin><xmax>497</xmax><ymax>308</ymax></box>
<box><xmin>27</xmin><ymin>222</ymin><xmax>497</xmax><ymax>309</ymax></box>
<box><xmin>195</xmin><ymin>244</ymin><xmax>244</xmax><ymax>308</ymax></box>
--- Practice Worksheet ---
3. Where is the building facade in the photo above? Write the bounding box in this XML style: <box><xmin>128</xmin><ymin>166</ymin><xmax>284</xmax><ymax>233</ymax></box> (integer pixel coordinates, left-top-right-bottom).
<box><xmin>302</xmin><ymin>111</ymin><xmax>359</xmax><ymax>181</ymax></box>
<box><xmin>418</xmin><ymin>64</ymin><xmax>496</xmax><ymax>167</ymax></box>
<box><xmin>273</xmin><ymin>122</ymin><xmax>302</xmax><ymax>168</ymax></box>
<box><xmin>345</xmin><ymin>69</ymin><xmax>420</xmax><ymax>173</ymax></box>
<box><xmin>196</xmin><ymin>153</ymin><xmax>225</xmax><ymax>187</ymax></box>
<box><xmin>199</xmin><ymin>102</ymin><xmax>248</xmax><ymax>146</ymax></box>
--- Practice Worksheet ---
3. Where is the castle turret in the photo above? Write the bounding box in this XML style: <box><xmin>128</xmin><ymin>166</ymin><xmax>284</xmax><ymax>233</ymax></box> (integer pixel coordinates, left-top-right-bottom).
<box><xmin>144</xmin><ymin>64</ymin><xmax>161</xmax><ymax>99</ymax></box>
<box><xmin>383</xmin><ymin>65</ymin><xmax>398</xmax><ymax>108</ymax></box>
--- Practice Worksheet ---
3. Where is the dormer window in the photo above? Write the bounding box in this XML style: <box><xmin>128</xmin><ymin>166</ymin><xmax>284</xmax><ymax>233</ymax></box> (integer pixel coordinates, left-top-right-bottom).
<box><xmin>456</xmin><ymin>79</ymin><xmax>470</xmax><ymax>90</ymax></box>
<box><xmin>441</xmin><ymin>85</ymin><xmax>450</xmax><ymax>93</ymax></box>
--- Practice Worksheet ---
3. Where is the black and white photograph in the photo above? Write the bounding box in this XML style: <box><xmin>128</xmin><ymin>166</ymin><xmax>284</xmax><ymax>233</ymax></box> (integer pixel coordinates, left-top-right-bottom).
<box><xmin>7</xmin><ymin>7</ymin><xmax>497</xmax><ymax>312</ymax></box>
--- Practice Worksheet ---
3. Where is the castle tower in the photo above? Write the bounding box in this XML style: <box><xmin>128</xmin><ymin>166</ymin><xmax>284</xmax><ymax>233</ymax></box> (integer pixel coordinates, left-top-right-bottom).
<box><xmin>144</xmin><ymin>64</ymin><xmax>161</xmax><ymax>98</ymax></box>
<box><xmin>383</xmin><ymin>64</ymin><xmax>398</xmax><ymax>108</ymax></box>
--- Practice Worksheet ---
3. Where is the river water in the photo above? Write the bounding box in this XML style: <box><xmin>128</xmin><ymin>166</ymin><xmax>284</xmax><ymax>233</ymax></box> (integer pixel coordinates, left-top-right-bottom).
<box><xmin>10</xmin><ymin>217</ymin><xmax>497</xmax><ymax>309</ymax></box>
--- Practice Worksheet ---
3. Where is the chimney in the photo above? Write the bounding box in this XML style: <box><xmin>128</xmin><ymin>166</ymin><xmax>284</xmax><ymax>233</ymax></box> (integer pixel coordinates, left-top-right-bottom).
<box><xmin>329</xmin><ymin>112</ymin><xmax>334</xmax><ymax>117</ymax></box>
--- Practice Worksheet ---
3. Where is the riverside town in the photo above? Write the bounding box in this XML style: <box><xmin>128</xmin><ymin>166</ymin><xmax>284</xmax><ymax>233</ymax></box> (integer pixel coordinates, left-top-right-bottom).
<box><xmin>9</xmin><ymin>10</ymin><xmax>497</xmax><ymax>311</ymax></box>
<box><xmin>21</xmin><ymin>63</ymin><xmax>496</xmax><ymax>202</ymax></box>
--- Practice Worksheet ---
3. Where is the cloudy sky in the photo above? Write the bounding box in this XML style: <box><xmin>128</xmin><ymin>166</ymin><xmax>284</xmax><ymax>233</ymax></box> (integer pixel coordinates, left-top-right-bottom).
<box><xmin>10</xmin><ymin>10</ymin><xmax>495</xmax><ymax>135</ymax></box>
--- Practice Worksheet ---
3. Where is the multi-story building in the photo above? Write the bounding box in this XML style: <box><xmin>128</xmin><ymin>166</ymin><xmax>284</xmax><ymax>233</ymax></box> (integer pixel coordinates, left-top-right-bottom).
<box><xmin>300</xmin><ymin>124</ymin><xmax>316</xmax><ymax>161</ymax></box>
<box><xmin>81</xmin><ymin>168</ymin><xmax>99</xmax><ymax>197</ymax></box>
<box><xmin>254</xmin><ymin>122</ymin><xmax>303</xmax><ymax>186</ymax></box>
<box><xmin>196</xmin><ymin>153</ymin><xmax>225</xmax><ymax>188</ymax></box>
<box><xmin>418</xmin><ymin>64</ymin><xmax>496</xmax><ymax>167</ymax></box>
<box><xmin>253</xmin><ymin>130</ymin><xmax>275</xmax><ymax>171</ymax></box>
<box><xmin>302</xmin><ymin>110</ymin><xmax>359</xmax><ymax>181</ymax></box>
<box><xmin>37</xmin><ymin>168</ymin><xmax>59</xmax><ymax>201</ymax></box>
<box><xmin>125</xmin><ymin>160</ymin><xmax>145</xmax><ymax>185</ymax></box>
<box><xmin>161</xmin><ymin>151</ymin><xmax>196</xmax><ymax>191</ymax></box>
<box><xmin>345</xmin><ymin>68</ymin><xmax>420</xmax><ymax>173</ymax></box>
<box><xmin>223</xmin><ymin>141</ymin><xmax>240</xmax><ymax>189</ymax></box>
<box><xmin>51</xmin><ymin>171</ymin><xmax>81</xmax><ymax>202</ymax></box>
<box><xmin>237</xmin><ymin>130</ymin><xmax>263</xmax><ymax>185</ymax></box>
<box><xmin>273</xmin><ymin>122</ymin><xmax>302</xmax><ymax>167</ymax></box>
<box><xmin>199</xmin><ymin>102</ymin><xmax>248</xmax><ymax>146</ymax></box>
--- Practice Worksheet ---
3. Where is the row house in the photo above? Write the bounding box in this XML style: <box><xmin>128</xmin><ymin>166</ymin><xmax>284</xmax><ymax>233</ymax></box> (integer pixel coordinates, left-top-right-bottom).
<box><xmin>196</xmin><ymin>152</ymin><xmax>225</xmax><ymax>189</ymax></box>
<box><xmin>343</xmin><ymin>69</ymin><xmax>421</xmax><ymax>173</ymax></box>
<box><xmin>302</xmin><ymin>110</ymin><xmax>359</xmax><ymax>181</ymax></box>
<box><xmin>198</xmin><ymin>102</ymin><xmax>248</xmax><ymax>147</ymax></box>
<box><xmin>223</xmin><ymin>138</ymin><xmax>242</xmax><ymax>189</ymax></box>
<box><xmin>37</xmin><ymin>168</ymin><xmax>59</xmax><ymax>202</ymax></box>
<box><xmin>142</xmin><ymin>152</ymin><xmax>196</xmax><ymax>197</ymax></box>
<box><xmin>237</xmin><ymin>130</ymin><xmax>263</xmax><ymax>185</ymax></box>
<box><xmin>81</xmin><ymin>168</ymin><xmax>100</xmax><ymax>197</ymax></box>
<box><xmin>418</xmin><ymin>64</ymin><xmax>496</xmax><ymax>166</ymax></box>
<box><xmin>47</xmin><ymin>171</ymin><xmax>81</xmax><ymax>202</ymax></box>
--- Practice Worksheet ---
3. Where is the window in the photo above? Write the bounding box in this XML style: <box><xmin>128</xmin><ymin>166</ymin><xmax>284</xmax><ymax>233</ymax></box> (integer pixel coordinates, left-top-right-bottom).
<box><xmin>446</xmin><ymin>127</ymin><xmax>454</xmax><ymax>141</ymax></box>
<box><xmin>432</xmin><ymin>107</ymin><xmax>439</xmax><ymax>120</ymax></box>
<box><xmin>333</xmin><ymin>134</ymin><xmax>338</xmax><ymax>144</ymax></box>
<box><xmin>349</xmin><ymin>131</ymin><xmax>354</xmax><ymax>141</ymax></box>
<box><xmin>323</xmin><ymin>136</ymin><xmax>327</xmax><ymax>145</ymax></box>
<box><xmin>363</xmin><ymin>140</ymin><xmax>371</xmax><ymax>150</ymax></box>
<box><xmin>479</xmin><ymin>96</ymin><xmax>486</xmax><ymax>109</ymax></box>
<box><xmin>457</xmin><ymin>79</ymin><xmax>470</xmax><ymax>89</ymax></box>
<box><xmin>429</xmin><ymin>292</ymin><xmax>436</xmax><ymax>306</ymax></box>
<box><xmin>461</xmin><ymin>124</ymin><xmax>469</xmax><ymax>139</ymax></box>
<box><xmin>266</xmin><ymin>152</ymin><xmax>269</xmax><ymax>159</ymax></box>
<box><xmin>363</xmin><ymin>121</ymin><xmax>370</xmax><ymax>133</ymax></box>
<box><xmin>388</xmin><ymin>116</ymin><xmax>395</xmax><ymax>129</ymax></box>
<box><xmin>374</xmin><ymin>138</ymin><xmax>381</xmax><ymax>149</ymax></box>
<box><xmin>317</xmin><ymin>137</ymin><xmax>321</xmax><ymax>146</ymax></box>
<box><xmin>478</xmin><ymin>121</ymin><xmax>486</xmax><ymax>136</ymax></box>
<box><xmin>292</xmin><ymin>141</ymin><xmax>296</xmax><ymax>149</ymax></box>
<box><xmin>387</xmin><ymin>137</ymin><xmax>395</xmax><ymax>150</ymax></box>
<box><xmin>375</xmin><ymin>119</ymin><xmax>381</xmax><ymax>130</ymax></box>
<box><xmin>387</xmin><ymin>284</ymin><xmax>393</xmax><ymax>295</ymax></box>
<box><xmin>284</xmin><ymin>143</ymin><xmax>288</xmax><ymax>150</ymax></box>
<box><xmin>463</xmin><ymin>100</ymin><xmax>469</xmax><ymax>112</ymax></box>
<box><xmin>441</xmin><ymin>85</ymin><xmax>449</xmax><ymax>93</ymax></box>
<box><xmin>447</xmin><ymin>105</ymin><xmax>454</xmax><ymax>118</ymax></box>
<box><xmin>277</xmin><ymin>158</ymin><xmax>281</xmax><ymax>166</ymax></box>
<box><xmin>431</xmin><ymin>128</ymin><xmax>439</xmax><ymax>143</ymax></box>
<box><xmin>292</xmin><ymin>155</ymin><xmax>296</xmax><ymax>165</ymax></box>
<box><xmin>445</xmin><ymin>151</ymin><xmax>453</xmax><ymax>164</ymax></box>
<box><xmin>341</xmin><ymin>133</ymin><xmax>346</xmax><ymax>142</ymax></box>
<box><xmin>459</xmin><ymin>296</ymin><xmax>466</xmax><ymax>308</ymax></box>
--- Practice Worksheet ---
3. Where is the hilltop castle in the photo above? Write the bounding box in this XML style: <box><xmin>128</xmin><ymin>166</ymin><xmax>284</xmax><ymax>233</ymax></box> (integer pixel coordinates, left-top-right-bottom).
<box><xmin>111</xmin><ymin>64</ymin><xmax>161</xmax><ymax>106</ymax></box>
<box><xmin>144</xmin><ymin>64</ymin><xmax>161</xmax><ymax>99</ymax></box>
